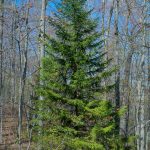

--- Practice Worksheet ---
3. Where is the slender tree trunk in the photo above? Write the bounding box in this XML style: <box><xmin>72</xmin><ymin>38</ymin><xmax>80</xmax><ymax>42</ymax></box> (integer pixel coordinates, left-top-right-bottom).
<box><xmin>18</xmin><ymin>38</ymin><xmax>23</xmax><ymax>150</ymax></box>
<box><xmin>146</xmin><ymin>39</ymin><xmax>150</xmax><ymax>150</ymax></box>
<box><xmin>136</xmin><ymin>54</ymin><xmax>145</xmax><ymax>150</ymax></box>
<box><xmin>147</xmin><ymin>26</ymin><xmax>150</xmax><ymax>148</ymax></box>
<box><xmin>101</xmin><ymin>0</ymin><xmax>105</xmax><ymax>38</ymax></box>
<box><xmin>106</xmin><ymin>0</ymin><xmax>114</xmax><ymax>52</ymax></box>
<box><xmin>11</xmin><ymin>0</ymin><xmax>17</xmax><ymax>114</ymax></box>
<box><xmin>39</xmin><ymin>0</ymin><xmax>46</xmax><ymax>67</ymax></box>
<box><xmin>18</xmin><ymin>1</ymin><xmax>30</xmax><ymax>149</ymax></box>
<box><xmin>114</xmin><ymin>0</ymin><xmax>120</xmax><ymax>135</ymax></box>
<box><xmin>122</xmin><ymin>1</ymin><xmax>135</xmax><ymax>144</ymax></box>
<box><xmin>0</xmin><ymin>0</ymin><xmax>4</xmax><ymax>92</ymax></box>
<box><xmin>123</xmin><ymin>41</ymin><xmax>134</xmax><ymax>137</ymax></box>
<box><xmin>119</xmin><ymin>0</ymin><xmax>133</xmax><ymax>141</ymax></box>
<box><xmin>0</xmin><ymin>0</ymin><xmax>4</xmax><ymax>144</ymax></box>
<box><xmin>136</xmin><ymin>0</ymin><xmax>147</xmax><ymax>149</ymax></box>
<box><xmin>38</xmin><ymin>0</ymin><xmax>46</xmax><ymax>149</ymax></box>
<box><xmin>144</xmin><ymin>0</ymin><xmax>150</xmax><ymax>148</ymax></box>
<box><xmin>121</xmin><ymin>0</ymin><xmax>134</xmax><ymax>141</ymax></box>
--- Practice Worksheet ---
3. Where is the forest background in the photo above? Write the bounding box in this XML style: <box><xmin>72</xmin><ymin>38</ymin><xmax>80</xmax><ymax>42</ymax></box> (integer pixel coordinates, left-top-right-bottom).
<box><xmin>0</xmin><ymin>0</ymin><xmax>149</xmax><ymax>149</ymax></box>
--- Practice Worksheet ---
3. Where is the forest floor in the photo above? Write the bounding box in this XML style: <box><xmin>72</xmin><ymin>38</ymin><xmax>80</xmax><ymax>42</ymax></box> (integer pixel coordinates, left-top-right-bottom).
<box><xmin>0</xmin><ymin>104</ymin><xmax>34</xmax><ymax>150</ymax></box>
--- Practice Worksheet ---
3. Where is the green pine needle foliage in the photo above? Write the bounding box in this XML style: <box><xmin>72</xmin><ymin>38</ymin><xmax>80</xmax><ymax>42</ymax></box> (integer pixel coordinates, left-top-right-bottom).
<box><xmin>31</xmin><ymin>0</ymin><xmax>129</xmax><ymax>149</ymax></box>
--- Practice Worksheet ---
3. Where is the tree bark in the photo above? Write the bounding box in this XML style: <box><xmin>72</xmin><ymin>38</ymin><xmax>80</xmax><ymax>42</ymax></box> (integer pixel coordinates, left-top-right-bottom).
<box><xmin>18</xmin><ymin>1</ymin><xmax>30</xmax><ymax>149</ymax></box>
<box><xmin>38</xmin><ymin>0</ymin><xmax>46</xmax><ymax>149</ymax></box>
<box><xmin>0</xmin><ymin>0</ymin><xmax>4</xmax><ymax>144</ymax></box>
<box><xmin>136</xmin><ymin>0</ymin><xmax>147</xmax><ymax>149</ymax></box>
<box><xmin>136</xmin><ymin>54</ymin><xmax>145</xmax><ymax>150</ymax></box>
<box><xmin>121</xmin><ymin>0</ymin><xmax>133</xmax><ymax>141</ymax></box>
<box><xmin>114</xmin><ymin>0</ymin><xmax>120</xmax><ymax>135</ymax></box>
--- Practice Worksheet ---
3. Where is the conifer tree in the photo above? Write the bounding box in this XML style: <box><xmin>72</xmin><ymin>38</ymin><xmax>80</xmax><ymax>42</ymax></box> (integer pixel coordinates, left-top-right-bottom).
<box><xmin>33</xmin><ymin>0</ymin><xmax>122</xmax><ymax>149</ymax></box>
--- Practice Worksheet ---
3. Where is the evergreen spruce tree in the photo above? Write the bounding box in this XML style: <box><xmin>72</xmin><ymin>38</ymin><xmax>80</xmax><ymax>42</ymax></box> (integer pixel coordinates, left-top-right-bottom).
<box><xmin>32</xmin><ymin>0</ymin><xmax>123</xmax><ymax>149</ymax></box>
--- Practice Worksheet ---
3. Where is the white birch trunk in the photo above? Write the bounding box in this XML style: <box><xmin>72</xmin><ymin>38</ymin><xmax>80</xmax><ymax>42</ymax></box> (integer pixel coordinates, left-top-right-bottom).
<box><xmin>136</xmin><ymin>54</ymin><xmax>145</xmax><ymax>150</ymax></box>
<box><xmin>136</xmin><ymin>0</ymin><xmax>147</xmax><ymax>149</ymax></box>
<box><xmin>38</xmin><ymin>0</ymin><xmax>46</xmax><ymax>149</ymax></box>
